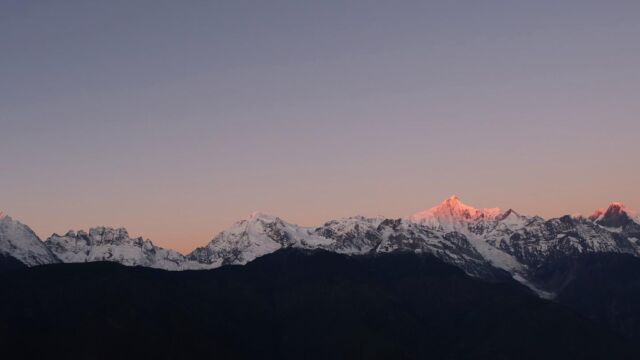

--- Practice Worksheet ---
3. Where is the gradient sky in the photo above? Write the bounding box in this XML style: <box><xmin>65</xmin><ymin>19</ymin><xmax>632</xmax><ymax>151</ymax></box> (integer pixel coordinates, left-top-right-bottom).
<box><xmin>2</xmin><ymin>1</ymin><xmax>639</xmax><ymax>253</ymax></box>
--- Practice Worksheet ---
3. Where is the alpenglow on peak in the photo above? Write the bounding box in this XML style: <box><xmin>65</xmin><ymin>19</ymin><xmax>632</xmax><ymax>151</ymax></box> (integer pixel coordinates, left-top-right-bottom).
<box><xmin>409</xmin><ymin>195</ymin><xmax>502</xmax><ymax>224</ymax></box>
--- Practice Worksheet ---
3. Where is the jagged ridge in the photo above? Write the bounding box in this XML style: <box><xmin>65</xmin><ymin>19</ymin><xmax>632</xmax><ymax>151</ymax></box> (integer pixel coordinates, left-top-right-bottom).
<box><xmin>2</xmin><ymin>197</ymin><xmax>640</xmax><ymax>297</ymax></box>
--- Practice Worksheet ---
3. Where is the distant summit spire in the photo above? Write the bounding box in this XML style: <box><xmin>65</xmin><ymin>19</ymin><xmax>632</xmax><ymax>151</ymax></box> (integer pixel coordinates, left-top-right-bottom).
<box><xmin>445</xmin><ymin>195</ymin><xmax>461</xmax><ymax>205</ymax></box>
<box><xmin>409</xmin><ymin>196</ymin><xmax>502</xmax><ymax>229</ymax></box>
<box><xmin>590</xmin><ymin>202</ymin><xmax>637</xmax><ymax>228</ymax></box>
<box><xmin>248</xmin><ymin>212</ymin><xmax>280</xmax><ymax>222</ymax></box>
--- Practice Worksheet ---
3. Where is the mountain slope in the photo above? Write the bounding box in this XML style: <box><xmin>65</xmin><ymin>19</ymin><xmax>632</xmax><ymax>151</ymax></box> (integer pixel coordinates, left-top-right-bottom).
<box><xmin>318</xmin><ymin>217</ymin><xmax>512</xmax><ymax>281</ymax></box>
<box><xmin>45</xmin><ymin>227</ymin><xmax>207</xmax><ymax>270</ymax></box>
<box><xmin>188</xmin><ymin>213</ymin><xmax>510</xmax><ymax>281</ymax></box>
<box><xmin>0</xmin><ymin>249</ymin><xmax>631</xmax><ymax>359</ymax></box>
<box><xmin>0</xmin><ymin>213</ymin><xmax>59</xmax><ymax>266</ymax></box>
<box><xmin>188</xmin><ymin>212</ymin><xmax>334</xmax><ymax>266</ymax></box>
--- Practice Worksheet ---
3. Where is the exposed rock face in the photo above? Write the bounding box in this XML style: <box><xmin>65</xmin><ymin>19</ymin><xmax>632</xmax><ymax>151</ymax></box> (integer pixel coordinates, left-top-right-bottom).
<box><xmin>45</xmin><ymin>227</ymin><xmax>207</xmax><ymax>270</ymax></box>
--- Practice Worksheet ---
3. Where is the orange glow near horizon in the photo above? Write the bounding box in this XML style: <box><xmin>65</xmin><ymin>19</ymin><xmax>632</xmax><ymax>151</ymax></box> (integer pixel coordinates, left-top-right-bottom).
<box><xmin>2</xmin><ymin>1</ymin><xmax>640</xmax><ymax>254</ymax></box>
<box><xmin>4</xmin><ymin>195</ymin><xmax>639</xmax><ymax>254</ymax></box>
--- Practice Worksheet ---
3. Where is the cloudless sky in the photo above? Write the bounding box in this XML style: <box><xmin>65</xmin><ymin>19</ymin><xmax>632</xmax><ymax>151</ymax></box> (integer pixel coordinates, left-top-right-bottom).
<box><xmin>2</xmin><ymin>1</ymin><xmax>639</xmax><ymax>252</ymax></box>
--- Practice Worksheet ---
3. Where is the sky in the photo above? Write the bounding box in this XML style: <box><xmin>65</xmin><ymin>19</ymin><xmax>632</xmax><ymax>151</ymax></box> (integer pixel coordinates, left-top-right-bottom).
<box><xmin>1</xmin><ymin>1</ymin><xmax>639</xmax><ymax>253</ymax></box>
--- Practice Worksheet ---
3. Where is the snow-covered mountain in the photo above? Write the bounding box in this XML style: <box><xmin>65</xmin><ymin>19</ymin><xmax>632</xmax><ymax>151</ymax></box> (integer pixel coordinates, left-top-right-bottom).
<box><xmin>45</xmin><ymin>227</ymin><xmax>207</xmax><ymax>270</ymax></box>
<box><xmin>409</xmin><ymin>195</ymin><xmax>502</xmax><ymax>231</ymax></box>
<box><xmin>4</xmin><ymin>197</ymin><xmax>640</xmax><ymax>297</ymax></box>
<box><xmin>406</xmin><ymin>198</ymin><xmax>640</xmax><ymax>293</ymax></box>
<box><xmin>188</xmin><ymin>212</ymin><xmax>334</xmax><ymax>267</ymax></box>
<box><xmin>589</xmin><ymin>202</ymin><xmax>640</xmax><ymax>229</ymax></box>
<box><xmin>188</xmin><ymin>211</ymin><xmax>508</xmax><ymax>280</ymax></box>
<box><xmin>0</xmin><ymin>213</ymin><xmax>59</xmax><ymax>266</ymax></box>
<box><xmin>188</xmin><ymin>197</ymin><xmax>640</xmax><ymax>295</ymax></box>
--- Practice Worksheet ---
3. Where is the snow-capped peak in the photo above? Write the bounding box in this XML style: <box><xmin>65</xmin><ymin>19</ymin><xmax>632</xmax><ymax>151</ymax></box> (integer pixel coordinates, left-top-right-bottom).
<box><xmin>409</xmin><ymin>195</ymin><xmax>502</xmax><ymax>230</ymax></box>
<box><xmin>492</xmin><ymin>209</ymin><xmax>532</xmax><ymax>230</ymax></box>
<box><xmin>233</xmin><ymin>212</ymin><xmax>291</xmax><ymax>232</ymax></box>
<box><xmin>248</xmin><ymin>211</ymin><xmax>279</xmax><ymax>221</ymax></box>
<box><xmin>590</xmin><ymin>202</ymin><xmax>627</xmax><ymax>219</ymax></box>
<box><xmin>0</xmin><ymin>213</ymin><xmax>59</xmax><ymax>266</ymax></box>
<box><xmin>496</xmin><ymin>209</ymin><xmax>521</xmax><ymax>220</ymax></box>
<box><xmin>188</xmin><ymin>213</ymin><xmax>335</xmax><ymax>267</ymax></box>
<box><xmin>589</xmin><ymin>202</ymin><xmax>637</xmax><ymax>227</ymax></box>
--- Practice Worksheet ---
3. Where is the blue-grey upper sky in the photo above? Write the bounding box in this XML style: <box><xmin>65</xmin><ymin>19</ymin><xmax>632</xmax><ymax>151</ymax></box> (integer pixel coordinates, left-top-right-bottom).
<box><xmin>2</xmin><ymin>1</ymin><xmax>639</xmax><ymax>252</ymax></box>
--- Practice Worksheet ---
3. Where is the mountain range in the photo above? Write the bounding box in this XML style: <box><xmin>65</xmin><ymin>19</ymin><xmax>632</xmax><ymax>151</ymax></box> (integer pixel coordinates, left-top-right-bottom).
<box><xmin>4</xmin><ymin>199</ymin><xmax>640</xmax><ymax>358</ymax></box>
<box><xmin>2</xmin><ymin>196</ymin><xmax>640</xmax><ymax>297</ymax></box>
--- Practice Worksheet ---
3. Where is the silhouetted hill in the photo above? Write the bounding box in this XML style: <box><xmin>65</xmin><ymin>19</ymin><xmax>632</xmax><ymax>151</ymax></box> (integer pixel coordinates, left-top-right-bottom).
<box><xmin>550</xmin><ymin>253</ymin><xmax>640</xmax><ymax>340</ymax></box>
<box><xmin>0</xmin><ymin>249</ymin><xmax>632</xmax><ymax>359</ymax></box>
<box><xmin>0</xmin><ymin>254</ymin><xmax>26</xmax><ymax>272</ymax></box>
